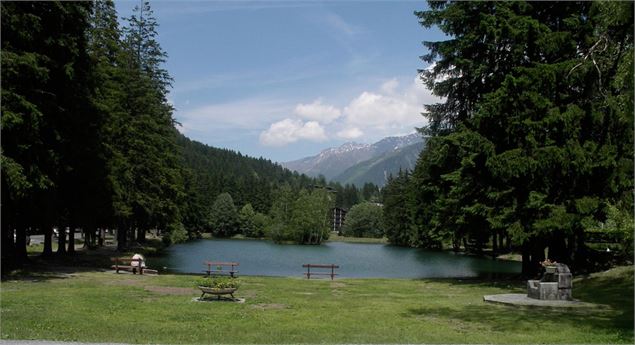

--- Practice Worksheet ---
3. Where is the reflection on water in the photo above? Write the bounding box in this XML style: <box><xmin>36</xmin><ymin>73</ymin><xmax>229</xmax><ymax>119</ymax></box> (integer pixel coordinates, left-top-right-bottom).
<box><xmin>151</xmin><ymin>238</ymin><xmax>520</xmax><ymax>278</ymax></box>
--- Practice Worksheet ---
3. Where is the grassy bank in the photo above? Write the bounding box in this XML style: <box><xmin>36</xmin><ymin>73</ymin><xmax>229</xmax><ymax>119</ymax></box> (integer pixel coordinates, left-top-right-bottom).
<box><xmin>1</xmin><ymin>266</ymin><xmax>632</xmax><ymax>344</ymax></box>
<box><xmin>326</xmin><ymin>234</ymin><xmax>388</xmax><ymax>244</ymax></box>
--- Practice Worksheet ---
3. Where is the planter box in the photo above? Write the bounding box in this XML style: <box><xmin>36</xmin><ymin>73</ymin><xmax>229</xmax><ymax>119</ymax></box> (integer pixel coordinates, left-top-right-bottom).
<box><xmin>198</xmin><ymin>286</ymin><xmax>238</xmax><ymax>299</ymax></box>
<box><xmin>545</xmin><ymin>266</ymin><xmax>556</xmax><ymax>273</ymax></box>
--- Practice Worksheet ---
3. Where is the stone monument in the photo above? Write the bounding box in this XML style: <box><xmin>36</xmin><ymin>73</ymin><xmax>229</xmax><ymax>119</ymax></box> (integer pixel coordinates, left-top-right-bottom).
<box><xmin>527</xmin><ymin>263</ymin><xmax>572</xmax><ymax>301</ymax></box>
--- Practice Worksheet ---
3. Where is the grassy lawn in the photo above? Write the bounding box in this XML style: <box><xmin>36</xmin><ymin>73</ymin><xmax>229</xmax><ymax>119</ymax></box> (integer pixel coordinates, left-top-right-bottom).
<box><xmin>1</xmin><ymin>266</ymin><xmax>632</xmax><ymax>344</ymax></box>
<box><xmin>326</xmin><ymin>234</ymin><xmax>388</xmax><ymax>244</ymax></box>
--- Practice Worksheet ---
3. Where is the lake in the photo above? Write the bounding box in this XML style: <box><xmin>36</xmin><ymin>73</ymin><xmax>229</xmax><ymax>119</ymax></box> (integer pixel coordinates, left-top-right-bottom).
<box><xmin>152</xmin><ymin>238</ymin><xmax>521</xmax><ymax>278</ymax></box>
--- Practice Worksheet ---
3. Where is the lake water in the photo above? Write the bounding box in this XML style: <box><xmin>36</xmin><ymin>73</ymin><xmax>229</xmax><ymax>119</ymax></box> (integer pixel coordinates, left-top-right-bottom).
<box><xmin>152</xmin><ymin>239</ymin><xmax>520</xmax><ymax>278</ymax></box>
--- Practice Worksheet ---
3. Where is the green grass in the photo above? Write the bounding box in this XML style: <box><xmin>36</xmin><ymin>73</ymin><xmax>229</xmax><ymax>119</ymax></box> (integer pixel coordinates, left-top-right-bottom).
<box><xmin>326</xmin><ymin>234</ymin><xmax>388</xmax><ymax>244</ymax></box>
<box><xmin>1</xmin><ymin>266</ymin><xmax>632</xmax><ymax>344</ymax></box>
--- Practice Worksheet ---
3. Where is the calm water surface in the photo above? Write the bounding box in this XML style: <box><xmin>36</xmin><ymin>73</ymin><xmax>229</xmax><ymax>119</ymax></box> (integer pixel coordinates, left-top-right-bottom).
<box><xmin>152</xmin><ymin>238</ymin><xmax>520</xmax><ymax>278</ymax></box>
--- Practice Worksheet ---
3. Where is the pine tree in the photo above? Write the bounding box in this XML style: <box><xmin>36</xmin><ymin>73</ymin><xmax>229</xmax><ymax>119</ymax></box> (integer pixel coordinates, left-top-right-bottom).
<box><xmin>117</xmin><ymin>0</ymin><xmax>185</xmax><ymax>246</ymax></box>
<box><xmin>239</xmin><ymin>203</ymin><xmax>256</xmax><ymax>237</ymax></box>
<box><xmin>414</xmin><ymin>1</ymin><xmax>633</xmax><ymax>275</ymax></box>
<box><xmin>1</xmin><ymin>1</ymin><xmax>94</xmax><ymax>263</ymax></box>
<box><xmin>383</xmin><ymin>170</ymin><xmax>416</xmax><ymax>246</ymax></box>
<box><xmin>210</xmin><ymin>193</ymin><xmax>239</xmax><ymax>237</ymax></box>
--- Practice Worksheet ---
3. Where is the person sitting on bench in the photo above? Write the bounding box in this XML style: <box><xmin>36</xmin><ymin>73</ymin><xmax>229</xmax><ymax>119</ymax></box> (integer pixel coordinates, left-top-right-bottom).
<box><xmin>131</xmin><ymin>253</ymin><xmax>146</xmax><ymax>274</ymax></box>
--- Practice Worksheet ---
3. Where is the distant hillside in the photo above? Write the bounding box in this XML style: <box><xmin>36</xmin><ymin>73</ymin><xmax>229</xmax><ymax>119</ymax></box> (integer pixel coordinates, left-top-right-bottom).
<box><xmin>333</xmin><ymin>140</ymin><xmax>426</xmax><ymax>187</ymax></box>
<box><xmin>176</xmin><ymin>134</ymin><xmax>314</xmax><ymax>216</ymax></box>
<box><xmin>282</xmin><ymin>133</ymin><xmax>423</xmax><ymax>180</ymax></box>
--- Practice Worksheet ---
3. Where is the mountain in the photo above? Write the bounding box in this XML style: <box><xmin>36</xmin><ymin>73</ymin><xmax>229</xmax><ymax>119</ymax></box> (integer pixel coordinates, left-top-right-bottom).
<box><xmin>333</xmin><ymin>140</ymin><xmax>426</xmax><ymax>187</ymax></box>
<box><xmin>281</xmin><ymin>133</ymin><xmax>425</xmax><ymax>182</ymax></box>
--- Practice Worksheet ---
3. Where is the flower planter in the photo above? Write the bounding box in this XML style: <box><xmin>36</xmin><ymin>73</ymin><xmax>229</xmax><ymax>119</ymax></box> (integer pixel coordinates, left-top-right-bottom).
<box><xmin>545</xmin><ymin>266</ymin><xmax>556</xmax><ymax>274</ymax></box>
<box><xmin>198</xmin><ymin>286</ymin><xmax>238</xmax><ymax>299</ymax></box>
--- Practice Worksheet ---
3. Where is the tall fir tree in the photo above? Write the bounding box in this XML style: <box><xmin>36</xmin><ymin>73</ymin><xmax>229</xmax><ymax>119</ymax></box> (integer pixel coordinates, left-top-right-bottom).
<box><xmin>411</xmin><ymin>1</ymin><xmax>633</xmax><ymax>275</ymax></box>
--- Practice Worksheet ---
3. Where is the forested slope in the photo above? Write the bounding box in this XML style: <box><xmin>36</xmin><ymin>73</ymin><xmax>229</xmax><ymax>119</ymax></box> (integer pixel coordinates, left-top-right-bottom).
<box><xmin>177</xmin><ymin>134</ymin><xmax>315</xmax><ymax>231</ymax></box>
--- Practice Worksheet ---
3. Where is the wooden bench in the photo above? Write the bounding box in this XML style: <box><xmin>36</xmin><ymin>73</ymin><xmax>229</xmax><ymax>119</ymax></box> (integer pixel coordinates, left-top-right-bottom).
<box><xmin>203</xmin><ymin>261</ymin><xmax>239</xmax><ymax>277</ymax></box>
<box><xmin>111</xmin><ymin>257</ymin><xmax>145</xmax><ymax>274</ymax></box>
<box><xmin>303</xmin><ymin>264</ymin><xmax>339</xmax><ymax>280</ymax></box>
<box><xmin>110</xmin><ymin>257</ymin><xmax>158</xmax><ymax>275</ymax></box>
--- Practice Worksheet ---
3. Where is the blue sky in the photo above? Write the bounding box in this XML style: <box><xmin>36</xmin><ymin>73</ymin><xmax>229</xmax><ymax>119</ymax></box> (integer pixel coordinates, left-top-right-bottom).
<box><xmin>116</xmin><ymin>1</ymin><xmax>445</xmax><ymax>162</ymax></box>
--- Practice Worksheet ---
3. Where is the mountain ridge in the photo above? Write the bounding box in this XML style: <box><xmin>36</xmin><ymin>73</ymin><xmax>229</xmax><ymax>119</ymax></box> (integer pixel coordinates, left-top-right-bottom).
<box><xmin>281</xmin><ymin>133</ymin><xmax>426</xmax><ymax>185</ymax></box>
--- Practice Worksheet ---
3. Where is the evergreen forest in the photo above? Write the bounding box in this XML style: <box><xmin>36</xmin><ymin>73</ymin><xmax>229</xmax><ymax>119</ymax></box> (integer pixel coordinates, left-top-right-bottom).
<box><xmin>382</xmin><ymin>1</ymin><xmax>634</xmax><ymax>276</ymax></box>
<box><xmin>1</xmin><ymin>1</ymin><xmax>381</xmax><ymax>270</ymax></box>
<box><xmin>2</xmin><ymin>1</ymin><xmax>633</xmax><ymax>279</ymax></box>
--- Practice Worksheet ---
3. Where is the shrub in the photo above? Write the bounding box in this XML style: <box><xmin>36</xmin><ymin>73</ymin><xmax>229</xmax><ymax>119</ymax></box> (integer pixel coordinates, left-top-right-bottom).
<box><xmin>196</xmin><ymin>276</ymin><xmax>241</xmax><ymax>289</ymax></box>
<box><xmin>342</xmin><ymin>202</ymin><xmax>385</xmax><ymax>238</ymax></box>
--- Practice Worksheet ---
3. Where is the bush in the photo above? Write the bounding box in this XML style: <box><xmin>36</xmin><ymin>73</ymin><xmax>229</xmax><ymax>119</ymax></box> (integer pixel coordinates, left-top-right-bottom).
<box><xmin>342</xmin><ymin>202</ymin><xmax>385</xmax><ymax>238</ymax></box>
<box><xmin>209</xmin><ymin>193</ymin><xmax>239</xmax><ymax>237</ymax></box>
<box><xmin>196</xmin><ymin>276</ymin><xmax>240</xmax><ymax>289</ymax></box>
<box><xmin>162</xmin><ymin>222</ymin><xmax>188</xmax><ymax>245</ymax></box>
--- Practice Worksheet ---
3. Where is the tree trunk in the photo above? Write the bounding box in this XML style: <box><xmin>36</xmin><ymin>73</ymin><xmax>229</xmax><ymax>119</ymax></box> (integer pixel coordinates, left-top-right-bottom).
<box><xmin>98</xmin><ymin>228</ymin><xmax>104</xmax><ymax>247</ymax></box>
<box><xmin>492</xmin><ymin>231</ymin><xmax>498</xmax><ymax>258</ymax></box>
<box><xmin>498</xmin><ymin>230</ymin><xmax>505</xmax><ymax>252</ymax></box>
<box><xmin>83</xmin><ymin>227</ymin><xmax>89</xmax><ymax>248</ymax></box>
<box><xmin>572</xmin><ymin>230</ymin><xmax>588</xmax><ymax>273</ymax></box>
<box><xmin>548</xmin><ymin>232</ymin><xmax>568</xmax><ymax>264</ymax></box>
<box><xmin>57</xmin><ymin>227</ymin><xmax>67</xmax><ymax>255</ymax></box>
<box><xmin>452</xmin><ymin>236</ymin><xmax>460</xmax><ymax>252</ymax></box>
<box><xmin>521</xmin><ymin>244</ymin><xmax>531</xmax><ymax>278</ymax></box>
<box><xmin>528</xmin><ymin>239</ymin><xmax>545</xmax><ymax>278</ymax></box>
<box><xmin>128</xmin><ymin>225</ymin><xmax>136</xmax><ymax>244</ymax></box>
<box><xmin>137</xmin><ymin>227</ymin><xmax>146</xmax><ymax>243</ymax></box>
<box><xmin>14</xmin><ymin>226</ymin><xmax>28</xmax><ymax>264</ymax></box>
<box><xmin>117</xmin><ymin>223</ymin><xmax>127</xmax><ymax>251</ymax></box>
<box><xmin>67</xmin><ymin>226</ymin><xmax>76</xmax><ymax>254</ymax></box>
<box><xmin>42</xmin><ymin>225</ymin><xmax>53</xmax><ymax>257</ymax></box>
<box><xmin>1</xmin><ymin>217</ymin><xmax>16</xmax><ymax>268</ymax></box>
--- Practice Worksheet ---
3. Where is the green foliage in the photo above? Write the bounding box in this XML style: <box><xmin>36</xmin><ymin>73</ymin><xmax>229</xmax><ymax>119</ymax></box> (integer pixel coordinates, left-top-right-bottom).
<box><xmin>266</xmin><ymin>187</ymin><xmax>333</xmax><ymax>244</ymax></box>
<box><xmin>252</xmin><ymin>212</ymin><xmax>269</xmax><ymax>238</ymax></box>
<box><xmin>289</xmin><ymin>189</ymin><xmax>333</xmax><ymax>244</ymax></box>
<box><xmin>195</xmin><ymin>276</ymin><xmax>240</xmax><ymax>289</ymax></box>
<box><xmin>210</xmin><ymin>193</ymin><xmax>239</xmax><ymax>237</ymax></box>
<box><xmin>402</xmin><ymin>1</ymin><xmax>634</xmax><ymax>275</ymax></box>
<box><xmin>383</xmin><ymin>170</ymin><xmax>417</xmax><ymax>246</ymax></box>
<box><xmin>341</xmin><ymin>202</ymin><xmax>384</xmax><ymax>238</ymax></box>
<box><xmin>163</xmin><ymin>221</ymin><xmax>188</xmax><ymax>246</ymax></box>
<box><xmin>0</xmin><ymin>0</ymin><xmax>380</xmax><ymax>266</ymax></box>
<box><xmin>602</xmin><ymin>203</ymin><xmax>634</xmax><ymax>258</ymax></box>
<box><xmin>239</xmin><ymin>203</ymin><xmax>256</xmax><ymax>237</ymax></box>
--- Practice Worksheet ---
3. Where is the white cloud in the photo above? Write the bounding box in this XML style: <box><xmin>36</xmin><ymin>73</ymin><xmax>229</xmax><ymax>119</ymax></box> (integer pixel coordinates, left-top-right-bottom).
<box><xmin>337</xmin><ymin>127</ymin><xmax>363</xmax><ymax>139</ymax></box>
<box><xmin>380</xmin><ymin>78</ymin><xmax>399</xmax><ymax>94</ymax></box>
<box><xmin>177</xmin><ymin>98</ymin><xmax>291</xmax><ymax>132</ymax></box>
<box><xmin>294</xmin><ymin>99</ymin><xmax>341</xmax><ymax>124</ymax></box>
<box><xmin>255</xmin><ymin>76</ymin><xmax>442</xmax><ymax>148</ymax></box>
<box><xmin>259</xmin><ymin>119</ymin><xmax>327</xmax><ymax>147</ymax></box>
<box><xmin>342</xmin><ymin>77</ymin><xmax>442</xmax><ymax>135</ymax></box>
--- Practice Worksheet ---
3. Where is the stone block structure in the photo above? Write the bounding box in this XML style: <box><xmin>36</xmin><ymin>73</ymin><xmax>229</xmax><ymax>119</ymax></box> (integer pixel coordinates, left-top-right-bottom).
<box><xmin>527</xmin><ymin>263</ymin><xmax>572</xmax><ymax>301</ymax></box>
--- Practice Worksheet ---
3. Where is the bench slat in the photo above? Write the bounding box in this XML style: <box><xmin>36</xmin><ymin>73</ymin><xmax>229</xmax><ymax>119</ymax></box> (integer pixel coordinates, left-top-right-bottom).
<box><xmin>302</xmin><ymin>264</ymin><xmax>339</xmax><ymax>268</ymax></box>
<box><xmin>111</xmin><ymin>258</ymin><xmax>143</xmax><ymax>262</ymax></box>
<box><xmin>204</xmin><ymin>261</ymin><xmax>239</xmax><ymax>266</ymax></box>
<box><xmin>304</xmin><ymin>273</ymin><xmax>338</xmax><ymax>276</ymax></box>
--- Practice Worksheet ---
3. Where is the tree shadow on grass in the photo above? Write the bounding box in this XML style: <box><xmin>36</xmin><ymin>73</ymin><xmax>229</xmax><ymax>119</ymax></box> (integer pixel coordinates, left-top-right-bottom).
<box><xmin>405</xmin><ymin>303</ymin><xmax>633</xmax><ymax>343</ymax></box>
<box><xmin>2</xmin><ymin>249</ymin><xmax>119</xmax><ymax>282</ymax></box>
<box><xmin>3</xmin><ymin>241</ymin><xmax>170</xmax><ymax>282</ymax></box>
<box><xmin>409</xmin><ymin>269</ymin><xmax>634</xmax><ymax>343</ymax></box>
